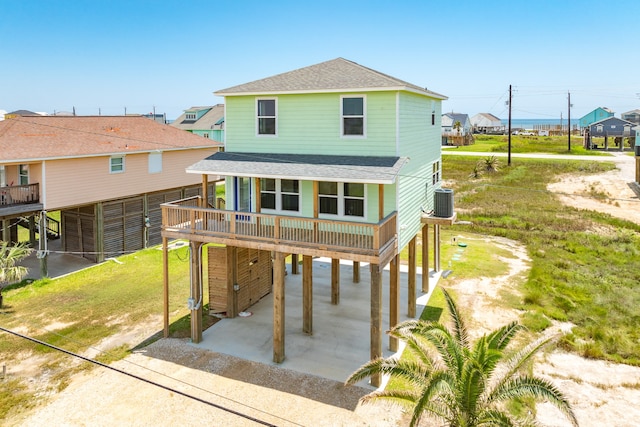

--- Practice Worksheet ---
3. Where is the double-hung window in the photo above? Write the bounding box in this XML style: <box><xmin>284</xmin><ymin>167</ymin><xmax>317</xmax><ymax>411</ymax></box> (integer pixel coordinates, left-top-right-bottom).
<box><xmin>432</xmin><ymin>161</ymin><xmax>440</xmax><ymax>185</ymax></box>
<box><xmin>257</xmin><ymin>98</ymin><xmax>277</xmax><ymax>136</ymax></box>
<box><xmin>318</xmin><ymin>182</ymin><xmax>365</xmax><ymax>218</ymax></box>
<box><xmin>18</xmin><ymin>165</ymin><xmax>29</xmax><ymax>185</ymax></box>
<box><xmin>341</xmin><ymin>96</ymin><xmax>365</xmax><ymax>136</ymax></box>
<box><xmin>110</xmin><ymin>156</ymin><xmax>125</xmax><ymax>174</ymax></box>
<box><xmin>260</xmin><ymin>179</ymin><xmax>300</xmax><ymax>212</ymax></box>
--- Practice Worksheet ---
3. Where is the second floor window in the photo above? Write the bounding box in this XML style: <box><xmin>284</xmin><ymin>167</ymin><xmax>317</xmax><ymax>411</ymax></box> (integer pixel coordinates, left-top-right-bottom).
<box><xmin>257</xmin><ymin>99</ymin><xmax>276</xmax><ymax>135</ymax></box>
<box><xmin>319</xmin><ymin>182</ymin><xmax>365</xmax><ymax>217</ymax></box>
<box><xmin>261</xmin><ymin>178</ymin><xmax>299</xmax><ymax>212</ymax></box>
<box><xmin>341</xmin><ymin>96</ymin><xmax>365</xmax><ymax>136</ymax></box>
<box><xmin>110</xmin><ymin>156</ymin><xmax>125</xmax><ymax>174</ymax></box>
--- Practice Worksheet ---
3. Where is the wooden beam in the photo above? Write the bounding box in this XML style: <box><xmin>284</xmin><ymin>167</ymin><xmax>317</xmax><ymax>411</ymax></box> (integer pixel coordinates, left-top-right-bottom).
<box><xmin>389</xmin><ymin>255</ymin><xmax>399</xmax><ymax>352</ymax></box>
<box><xmin>378</xmin><ymin>184</ymin><xmax>384</xmax><ymax>220</ymax></box>
<box><xmin>303</xmin><ymin>255</ymin><xmax>313</xmax><ymax>335</ymax></box>
<box><xmin>273</xmin><ymin>251</ymin><xmax>286</xmax><ymax>363</ymax></box>
<box><xmin>434</xmin><ymin>224</ymin><xmax>441</xmax><ymax>272</ymax></box>
<box><xmin>353</xmin><ymin>261</ymin><xmax>360</xmax><ymax>283</ymax></box>
<box><xmin>370</xmin><ymin>263</ymin><xmax>382</xmax><ymax>388</ymax></box>
<box><xmin>201</xmin><ymin>174</ymin><xmax>208</xmax><ymax>208</ymax></box>
<box><xmin>190</xmin><ymin>241</ymin><xmax>203</xmax><ymax>343</ymax></box>
<box><xmin>291</xmin><ymin>253</ymin><xmax>299</xmax><ymax>274</ymax></box>
<box><xmin>422</xmin><ymin>225</ymin><xmax>429</xmax><ymax>293</ymax></box>
<box><xmin>331</xmin><ymin>258</ymin><xmax>340</xmax><ymax>305</ymax></box>
<box><xmin>408</xmin><ymin>236</ymin><xmax>416</xmax><ymax>318</ymax></box>
<box><xmin>227</xmin><ymin>246</ymin><xmax>238</xmax><ymax>318</ymax></box>
<box><xmin>163</xmin><ymin>237</ymin><xmax>169</xmax><ymax>338</ymax></box>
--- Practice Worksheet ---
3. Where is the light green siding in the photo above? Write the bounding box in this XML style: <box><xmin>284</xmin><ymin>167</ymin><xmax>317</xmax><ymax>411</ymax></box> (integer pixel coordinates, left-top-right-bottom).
<box><xmin>223</xmin><ymin>88</ymin><xmax>443</xmax><ymax>253</ymax></box>
<box><xmin>225</xmin><ymin>93</ymin><xmax>397</xmax><ymax>156</ymax></box>
<box><xmin>396</xmin><ymin>92</ymin><xmax>442</xmax><ymax>250</ymax></box>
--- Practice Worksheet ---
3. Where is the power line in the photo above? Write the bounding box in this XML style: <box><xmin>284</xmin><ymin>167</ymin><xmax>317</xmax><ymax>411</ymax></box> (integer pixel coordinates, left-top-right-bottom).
<box><xmin>0</xmin><ymin>326</ymin><xmax>282</xmax><ymax>427</ymax></box>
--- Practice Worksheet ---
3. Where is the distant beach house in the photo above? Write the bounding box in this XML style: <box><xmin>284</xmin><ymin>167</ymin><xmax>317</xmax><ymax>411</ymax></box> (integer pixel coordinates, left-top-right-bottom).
<box><xmin>160</xmin><ymin>58</ymin><xmax>451</xmax><ymax>386</ymax></box>
<box><xmin>470</xmin><ymin>113</ymin><xmax>503</xmax><ymax>134</ymax></box>
<box><xmin>441</xmin><ymin>113</ymin><xmax>473</xmax><ymax>145</ymax></box>
<box><xmin>621</xmin><ymin>109</ymin><xmax>640</xmax><ymax>125</ymax></box>
<box><xmin>584</xmin><ymin>116</ymin><xmax>636</xmax><ymax>150</ymax></box>
<box><xmin>0</xmin><ymin>115</ymin><xmax>222</xmax><ymax>264</ymax></box>
<box><xmin>171</xmin><ymin>105</ymin><xmax>225</xmax><ymax>142</ymax></box>
<box><xmin>579</xmin><ymin>107</ymin><xmax>614</xmax><ymax>129</ymax></box>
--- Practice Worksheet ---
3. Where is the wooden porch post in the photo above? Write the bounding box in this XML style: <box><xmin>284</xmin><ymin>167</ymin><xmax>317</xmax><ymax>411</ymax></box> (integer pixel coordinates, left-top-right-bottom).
<box><xmin>201</xmin><ymin>174</ymin><xmax>208</xmax><ymax>208</ymax></box>
<box><xmin>422</xmin><ymin>225</ymin><xmax>429</xmax><ymax>292</ymax></box>
<box><xmin>190</xmin><ymin>241</ymin><xmax>203</xmax><ymax>343</ymax></box>
<box><xmin>389</xmin><ymin>255</ymin><xmax>399</xmax><ymax>352</ymax></box>
<box><xmin>28</xmin><ymin>215</ymin><xmax>36</xmax><ymax>247</ymax></box>
<box><xmin>273</xmin><ymin>251</ymin><xmax>286</xmax><ymax>363</ymax></box>
<box><xmin>408</xmin><ymin>236</ymin><xmax>417</xmax><ymax>318</ymax></box>
<box><xmin>331</xmin><ymin>258</ymin><xmax>340</xmax><ymax>305</ymax></box>
<box><xmin>227</xmin><ymin>246</ymin><xmax>238</xmax><ymax>318</ymax></box>
<box><xmin>291</xmin><ymin>253</ymin><xmax>299</xmax><ymax>274</ymax></box>
<box><xmin>370</xmin><ymin>263</ymin><xmax>382</xmax><ymax>388</ymax></box>
<box><xmin>303</xmin><ymin>255</ymin><xmax>313</xmax><ymax>335</ymax></box>
<box><xmin>163</xmin><ymin>237</ymin><xmax>169</xmax><ymax>338</ymax></box>
<box><xmin>434</xmin><ymin>224</ymin><xmax>441</xmax><ymax>272</ymax></box>
<box><xmin>353</xmin><ymin>261</ymin><xmax>360</xmax><ymax>283</ymax></box>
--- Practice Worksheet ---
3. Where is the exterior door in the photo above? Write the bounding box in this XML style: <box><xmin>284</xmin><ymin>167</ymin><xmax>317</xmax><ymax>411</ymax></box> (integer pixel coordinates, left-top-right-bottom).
<box><xmin>235</xmin><ymin>177</ymin><xmax>251</xmax><ymax>212</ymax></box>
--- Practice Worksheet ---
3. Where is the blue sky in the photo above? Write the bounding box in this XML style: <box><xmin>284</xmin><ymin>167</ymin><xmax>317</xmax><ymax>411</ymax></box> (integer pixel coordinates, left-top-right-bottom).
<box><xmin>2</xmin><ymin>0</ymin><xmax>639</xmax><ymax>120</ymax></box>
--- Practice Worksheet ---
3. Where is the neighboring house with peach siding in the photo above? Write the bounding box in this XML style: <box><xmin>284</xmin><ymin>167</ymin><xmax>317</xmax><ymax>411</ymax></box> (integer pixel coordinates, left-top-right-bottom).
<box><xmin>0</xmin><ymin>115</ymin><xmax>223</xmax><ymax>263</ymax></box>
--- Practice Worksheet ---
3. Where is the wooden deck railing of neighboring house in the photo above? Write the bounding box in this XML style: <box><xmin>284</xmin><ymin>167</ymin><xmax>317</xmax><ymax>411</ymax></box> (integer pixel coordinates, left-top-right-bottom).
<box><xmin>161</xmin><ymin>196</ymin><xmax>397</xmax><ymax>263</ymax></box>
<box><xmin>0</xmin><ymin>183</ymin><xmax>40</xmax><ymax>207</ymax></box>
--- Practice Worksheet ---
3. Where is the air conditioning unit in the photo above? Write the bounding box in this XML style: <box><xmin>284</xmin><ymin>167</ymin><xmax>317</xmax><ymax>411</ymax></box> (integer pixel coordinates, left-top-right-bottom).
<box><xmin>434</xmin><ymin>188</ymin><xmax>454</xmax><ymax>218</ymax></box>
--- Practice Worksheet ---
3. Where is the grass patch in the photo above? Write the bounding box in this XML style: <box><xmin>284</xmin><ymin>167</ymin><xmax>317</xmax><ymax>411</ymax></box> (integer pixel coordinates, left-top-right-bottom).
<box><xmin>0</xmin><ymin>244</ymin><xmax>203</xmax><ymax>420</ymax></box>
<box><xmin>443</xmin><ymin>155</ymin><xmax>640</xmax><ymax>365</ymax></box>
<box><xmin>455</xmin><ymin>134</ymin><xmax>608</xmax><ymax>155</ymax></box>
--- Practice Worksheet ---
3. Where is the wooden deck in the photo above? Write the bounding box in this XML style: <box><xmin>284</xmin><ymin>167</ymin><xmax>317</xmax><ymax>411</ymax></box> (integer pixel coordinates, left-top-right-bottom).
<box><xmin>161</xmin><ymin>197</ymin><xmax>398</xmax><ymax>265</ymax></box>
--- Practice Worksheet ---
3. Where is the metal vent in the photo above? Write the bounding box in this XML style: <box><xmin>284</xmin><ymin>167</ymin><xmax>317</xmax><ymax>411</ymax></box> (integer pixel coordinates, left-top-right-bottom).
<box><xmin>434</xmin><ymin>188</ymin><xmax>454</xmax><ymax>218</ymax></box>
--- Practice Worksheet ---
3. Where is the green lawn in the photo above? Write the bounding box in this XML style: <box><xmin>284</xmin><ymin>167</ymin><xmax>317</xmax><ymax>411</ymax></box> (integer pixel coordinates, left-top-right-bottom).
<box><xmin>0</xmin><ymin>245</ymin><xmax>200</xmax><ymax>419</ymax></box>
<box><xmin>441</xmin><ymin>155</ymin><xmax>640</xmax><ymax>365</ymax></box>
<box><xmin>455</xmin><ymin>134</ymin><xmax>610</xmax><ymax>155</ymax></box>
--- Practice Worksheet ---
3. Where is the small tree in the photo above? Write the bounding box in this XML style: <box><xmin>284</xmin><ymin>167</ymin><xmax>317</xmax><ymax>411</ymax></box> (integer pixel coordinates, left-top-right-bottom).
<box><xmin>0</xmin><ymin>241</ymin><xmax>32</xmax><ymax>307</ymax></box>
<box><xmin>346</xmin><ymin>288</ymin><xmax>578</xmax><ymax>427</ymax></box>
<box><xmin>453</xmin><ymin>120</ymin><xmax>462</xmax><ymax>136</ymax></box>
<box><xmin>480</xmin><ymin>155</ymin><xmax>500</xmax><ymax>173</ymax></box>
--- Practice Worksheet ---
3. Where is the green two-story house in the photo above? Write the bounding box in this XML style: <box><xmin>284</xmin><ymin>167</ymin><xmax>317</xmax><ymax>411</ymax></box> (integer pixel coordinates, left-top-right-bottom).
<box><xmin>160</xmin><ymin>58</ymin><xmax>450</xmax><ymax>386</ymax></box>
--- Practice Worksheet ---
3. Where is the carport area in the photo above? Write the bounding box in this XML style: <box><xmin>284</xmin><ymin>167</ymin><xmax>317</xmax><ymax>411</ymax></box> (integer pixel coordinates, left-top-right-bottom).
<box><xmin>192</xmin><ymin>257</ymin><xmax>440</xmax><ymax>386</ymax></box>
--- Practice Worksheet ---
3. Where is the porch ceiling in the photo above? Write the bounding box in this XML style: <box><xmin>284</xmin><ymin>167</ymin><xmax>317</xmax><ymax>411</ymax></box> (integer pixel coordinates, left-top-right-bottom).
<box><xmin>186</xmin><ymin>152</ymin><xmax>408</xmax><ymax>184</ymax></box>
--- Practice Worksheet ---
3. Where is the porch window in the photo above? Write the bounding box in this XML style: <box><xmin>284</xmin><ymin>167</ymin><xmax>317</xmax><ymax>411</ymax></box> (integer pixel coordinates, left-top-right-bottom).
<box><xmin>341</xmin><ymin>96</ymin><xmax>365</xmax><ymax>136</ymax></box>
<box><xmin>110</xmin><ymin>156</ymin><xmax>125</xmax><ymax>173</ymax></box>
<box><xmin>257</xmin><ymin>99</ymin><xmax>277</xmax><ymax>135</ymax></box>
<box><xmin>19</xmin><ymin>164</ymin><xmax>29</xmax><ymax>185</ymax></box>
<box><xmin>261</xmin><ymin>178</ymin><xmax>299</xmax><ymax>212</ymax></box>
<box><xmin>319</xmin><ymin>182</ymin><xmax>365</xmax><ymax>218</ymax></box>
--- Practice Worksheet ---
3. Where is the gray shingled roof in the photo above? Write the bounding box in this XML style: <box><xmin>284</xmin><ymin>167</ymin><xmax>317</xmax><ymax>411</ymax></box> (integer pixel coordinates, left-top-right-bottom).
<box><xmin>171</xmin><ymin>104</ymin><xmax>224</xmax><ymax>131</ymax></box>
<box><xmin>215</xmin><ymin>58</ymin><xmax>447</xmax><ymax>99</ymax></box>
<box><xmin>187</xmin><ymin>152</ymin><xmax>408</xmax><ymax>184</ymax></box>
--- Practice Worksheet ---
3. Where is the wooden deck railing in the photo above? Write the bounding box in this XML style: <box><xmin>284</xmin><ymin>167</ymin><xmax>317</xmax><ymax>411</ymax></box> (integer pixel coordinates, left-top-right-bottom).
<box><xmin>0</xmin><ymin>183</ymin><xmax>40</xmax><ymax>207</ymax></box>
<box><xmin>162</xmin><ymin>196</ymin><xmax>397</xmax><ymax>258</ymax></box>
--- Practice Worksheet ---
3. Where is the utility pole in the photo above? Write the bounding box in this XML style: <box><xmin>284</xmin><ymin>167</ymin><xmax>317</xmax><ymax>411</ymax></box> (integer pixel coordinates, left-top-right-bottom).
<box><xmin>568</xmin><ymin>91</ymin><xmax>572</xmax><ymax>151</ymax></box>
<box><xmin>508</xmin><ymin>84</ymin><xmax>512</xmax><ymax>166</ymax></box>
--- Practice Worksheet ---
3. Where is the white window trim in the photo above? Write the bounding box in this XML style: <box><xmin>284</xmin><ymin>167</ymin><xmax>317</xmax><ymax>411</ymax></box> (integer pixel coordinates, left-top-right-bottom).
<box><xmin>185</xmin><ymin>112</ymin><xmax>196</xmax><ymax>120</ymax></box>
<box><xmin>318</xmin><ymin>182</ymin><xmax>367</xmax><ymax>219</ymax></box>
<box><xmin>340</xmin><ymin>95</ymin><xmax>366</xmax><ymax>138</ymax></box>
<box><xmin>18</xmin><ymin>164</ymin><xmax>29</xmax><ymax>185</ymax></box>
<box><xmin>260</xmin><ymin>178</ymin><xmax>301</xmax><ymax>214</ymax></box>
<box><xmin>110</xmin><ymin>155</ymin><xmax>125</xmax><ymax>174</ymax></box>
<box><xmin>432</xmin><ymin>161</ymin><xmax>441</xmax><ymax>185</ymax></box>
<box><xmin>256</xmin><ymin>97</ymin><xmax>278</xmax><ymax>137</ymax></box>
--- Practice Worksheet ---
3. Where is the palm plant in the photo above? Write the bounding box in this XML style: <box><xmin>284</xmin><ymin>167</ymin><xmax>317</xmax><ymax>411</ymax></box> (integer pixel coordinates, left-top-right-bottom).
<box><xmin>346</xmin><ymin>288</ymin><xmax>578</xmax><ymax>427</ymax></box>
<box><xmin>481</xmin><ymin>155</ymin><xmax>500</xmax><ymax>173</ymax></box>
<box><xmin>0</xmin><ymin>240</ymin><xmax>32</xmax><ymax>308</ymax></box>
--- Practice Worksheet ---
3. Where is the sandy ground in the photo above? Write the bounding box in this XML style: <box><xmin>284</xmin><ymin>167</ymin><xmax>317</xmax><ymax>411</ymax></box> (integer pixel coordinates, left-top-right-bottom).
<box><xmin>9</xmin><ymin>154</ymin><xmax>640</xmax><ymax>426</ymax></box>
